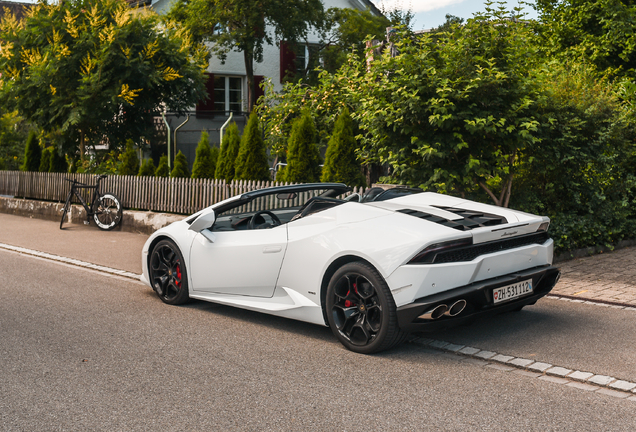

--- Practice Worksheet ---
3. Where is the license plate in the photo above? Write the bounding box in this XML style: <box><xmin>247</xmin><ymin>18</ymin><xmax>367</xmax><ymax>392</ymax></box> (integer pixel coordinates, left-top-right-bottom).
<box><xmin>493</xmin><ymin>279</ymin><xmax>533</xmax><ymax>304</ymax></box>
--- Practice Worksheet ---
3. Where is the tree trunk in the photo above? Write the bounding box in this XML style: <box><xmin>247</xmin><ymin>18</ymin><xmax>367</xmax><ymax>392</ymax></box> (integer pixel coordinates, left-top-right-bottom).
<box><xmin>244</xmin><ymin>49</ymin><xmax>255</xmax><ymax>112</ymax></box>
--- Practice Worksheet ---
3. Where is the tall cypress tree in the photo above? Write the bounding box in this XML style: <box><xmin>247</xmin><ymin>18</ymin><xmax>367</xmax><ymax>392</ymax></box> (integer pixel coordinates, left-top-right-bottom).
<box><xmin>49</xmin><ymin>147</ymin><xmax>68</xmax><ymax>173</ymax></box>
<box><xmin>39</xmin><ymin>147</ymin><xmax>52</xmax><ymax>172</ymax></box>
<box><xmin>118</xmin><ymin>139</ymin><xmax>140</xmax><ymax>176</ymax></box>
<box><xmin>321</xmin><ymin>107</ymin><xmax>366</xmax><ymax>187</ymax></box>
<box><xmin>138</xmin><ymin>158</ymin><xmax>156</xmax><ymax>176</ymax></box>
<box><xmin>234</xmin><ymin>112</ymin><xmax>270</xmax><ymax>181</ymax></box>
<box><xmin>283</xmin><ymin>109</ymin><xmax>321</xmax><ymax>183</ymax></box>
<box><xmin>170</xmin><ymin>150</ymin><xmax>190</xmax><ymax>178</ymax></box>
<box><xmin>215</xmin><ymin>122</ymin><xmax>241</xmax><ymax>181</ymax></box>
<box><xmin>155</xmin><ymin>155</ymin><xmax>170</xmax><ymax>177</ymax></box>
<box><xmin>21</xmin><ymin>130</ymin><xmax>41</xmax><ymax>172</ymax></box>
<box><xmin>191</xmin><ymin>130</ymin><xmax>216</xmax><ymax>179</ymax></box>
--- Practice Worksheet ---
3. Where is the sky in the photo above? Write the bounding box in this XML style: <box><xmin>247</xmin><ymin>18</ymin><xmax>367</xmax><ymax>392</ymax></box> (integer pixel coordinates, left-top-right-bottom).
<box><xmin>370</xmin><ymin>0</ymin><xmax>539</xmax><ymax>30</ymax></box>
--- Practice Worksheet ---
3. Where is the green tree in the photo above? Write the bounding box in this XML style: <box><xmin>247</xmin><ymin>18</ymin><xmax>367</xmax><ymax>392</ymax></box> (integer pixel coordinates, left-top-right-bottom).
<box><xmin>321</xmin><ymin>107</ymin><xmax>365</xmax><ymax>187</ymax></box>
<box><xmin>0</xmin><ymin>0</ymin><xmax>208</xmax><ymax>159</ymax></box>
<box><xmin>167</xmin><ymin>0</ymin><xmax>324</xmax><ymax>110</ymax></box>
<box><xmin>234</xmin><ymin>112</ymin><xmax>270</xmax><ymax>180</ymax></box>
<box><xmin>49</xmin><ymin>147</ymin><xmax>68</xmax><ymax>173</ymax></box>
<box><xmin>170</xmin><ymin>150</ymin><xmax>190</xmax><ymax>178</ymax></box>
<box><xmin>215</xmin><ymin>122</ymin><xmax>241</xmax><ymax>180</ymax></box>
<box><xmin>138</xmin><ymin>158</ymin><xmax>156</xmax><ymax>176</ymax></box>
<box><xmin>39</xmin><ymin>147</ymin><xmax>52</xmax><ymax>172</ymax></box>
<box><xmin>191</xmin><ymin>130</ymin><xmax>216</xmax><ymax>179</ymax></box>
<box><xmin>155</xmin><ymin>155</ymin><xmax>170</xmax><ymax>177</ymax></box>
<box><xmin>21</xmin><ymin>130</ymin><xmax>40</xmax><ymax>172</ymax></box>
<box><xmin>533</xmin><ymin>0</ymin><xmax>636</xmax><ymax>80</ymax></box>
<box><xmin>118</xmin><ymin>140</ymin><xmax>140</xmax><ymax>176</ymax></box>
<box><xmin>283</xmin><ymin>110</ymin><xmax>321</xmax><ymax>183</ymax></box>
<box><xmin>0</xmin><ymin>110</ymin><xmax>29</xmax><ymax>170</ymax></box>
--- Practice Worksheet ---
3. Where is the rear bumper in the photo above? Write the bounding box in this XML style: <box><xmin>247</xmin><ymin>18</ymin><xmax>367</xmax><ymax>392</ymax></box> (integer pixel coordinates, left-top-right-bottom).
<box><xmin>396</xmin><ymin>265</ymin><xmax>560</xmax><ymax>332</ymax></box>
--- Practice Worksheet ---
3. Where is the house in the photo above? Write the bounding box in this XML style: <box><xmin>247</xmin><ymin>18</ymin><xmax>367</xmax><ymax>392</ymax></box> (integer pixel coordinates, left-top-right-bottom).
<box><xmin>128</xmin><ymin>0</ymin><xmax>383</xmax><ymax>169</ymax></box>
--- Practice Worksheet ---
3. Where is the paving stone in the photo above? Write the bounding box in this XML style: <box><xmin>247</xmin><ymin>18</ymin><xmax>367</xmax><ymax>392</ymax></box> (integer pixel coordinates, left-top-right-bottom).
<box><xmin>461</xmin><ymin>358</ymin><xmax>489</xmax><ymax>367</ymax></box>
<box><xmin>566</xmin><ymin>382</ymin><xmax>599</xmax><ymax>392</ymax></box>
<box><xmin>538</xmin><ymin>375</ymin><xmax>569</xmax><ymax>385</ymax></box>
<box><xmin>596</xmin><ymin>388</ymin><xmax>630</xmax><ymax>399</ymax></box>
<box><xmin>475</xmin><ymin>350</ymin><xmax>497</xmax><ymax>360</ymax></box>
<box><xmin>568</xmin><ymin>371</ymin><xmax>594</xmax><ymax>381</ymax></box>
<box><xmin>609</xmin><ymin>380</ymin><xmax>636</xmax><ymax>391</ymax></box>
<box><xmin>458</xmin><ymin>346</ymin><xmax>480</xmax><ymax>356</ymax></box>
<box><xmin>429</xmin><ymin>340</ymin><xmax>449</xmax><ymax>349</ymax></box>
<box><xmin>411</xmin><ymin>337</ymin><xmax>434</xmax><ymax>346</ymax></box>
<box><xmin>513</xmin><ymin>370</ymin><xmax>541</xmax><ymax>378</ymax></box>
<box><xmin>492</xmin><ymin>354</ymin><xmax>514</xmax><ymax>363</ymax></box>
<box><xmin>546</xmin><ymin>366</ymin><xmax>573</xmax><ymax>377</ymax></box>
<box><xmin>588</xmin><ymin>375</ymin><xmax>615</xmax><ymax>386</ymax></box>
<box><xmin>486</xmin><ymin>364</ymin><xmax>515</xmax><ymax>372</ymax></box>
<box><xmin>508</xmin><ymin>358</ymin><xmax>534</xmax><ymax>367</ymax></box>
<box><xmin>445</xmin><ymin>343</ymin><xmax>465</xmax><ymax>352</ymax></box>
<box><xmin>628</xmin><ymin>396</ymin><xmax>636</xmax><ymax>402</ymax></box>
<box><xmin>528</xmin><ymin>362</ymin><xmax>552</xmax><ymax>372</ymax></box>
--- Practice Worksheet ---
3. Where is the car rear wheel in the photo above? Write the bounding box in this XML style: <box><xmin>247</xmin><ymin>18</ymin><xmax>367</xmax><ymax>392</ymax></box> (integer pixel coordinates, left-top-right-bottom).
<box><xmin>326</xmin><ymin>262</ymin><xmax>407</xmax><ymax>354</ymax></box>
<box><xmin>149</xmin><ymin>239</ymin><xmax>190</xmax><ymax>305</ymax></box>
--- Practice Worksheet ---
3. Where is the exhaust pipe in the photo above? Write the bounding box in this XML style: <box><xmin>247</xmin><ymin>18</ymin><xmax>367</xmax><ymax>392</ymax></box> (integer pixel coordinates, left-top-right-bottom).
<box><xmin>444</xmin><ymin>299</ymin><xmax>467</xmax><ymax>317</ymax></box>
<box><xmin>418</xmin><ymin>304</ymin><xmax>448</xmax><ymax>320</ymax></box>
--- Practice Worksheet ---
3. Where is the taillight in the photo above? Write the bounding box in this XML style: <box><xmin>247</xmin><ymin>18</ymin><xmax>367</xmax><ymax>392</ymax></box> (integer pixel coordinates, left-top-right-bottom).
<box><xmin>537</xmin><ymin>222</ymin><xmax>550</xmax><ymax>232</ymax></box>
<box><xmin>408</xmin><ymin>238</ymin><xmax>473</xmax><ymax>264</ymax></box>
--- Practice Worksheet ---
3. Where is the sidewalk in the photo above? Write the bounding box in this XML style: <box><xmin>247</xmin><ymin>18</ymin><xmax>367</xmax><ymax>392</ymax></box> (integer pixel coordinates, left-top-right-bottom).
<box><xmin>1</xmin><ymin>212</ymin><xmax>635</xmax><ymax>305</ymax></box>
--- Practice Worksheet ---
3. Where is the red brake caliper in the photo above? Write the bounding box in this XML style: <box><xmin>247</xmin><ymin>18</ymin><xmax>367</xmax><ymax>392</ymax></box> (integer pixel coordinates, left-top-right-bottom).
<box><xmin>344</xmin><ymin>283</ymin><xmax>357</xmax><ymax>308</ymax></box>
<box><xmin>175</xmin><ymin>264</ymin><xmax>182</xmax><ymax>287</ymax></box>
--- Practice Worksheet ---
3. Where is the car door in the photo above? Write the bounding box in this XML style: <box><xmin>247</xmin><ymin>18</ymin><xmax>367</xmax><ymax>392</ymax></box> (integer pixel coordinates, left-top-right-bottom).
<box><xmin>189</xmin><ymin>224</ymin><xmax>288</xmax><ymax>298</ymax></box>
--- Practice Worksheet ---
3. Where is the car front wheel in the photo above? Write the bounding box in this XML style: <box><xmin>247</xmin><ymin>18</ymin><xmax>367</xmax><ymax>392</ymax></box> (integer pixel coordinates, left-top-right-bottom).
<box><xmin>149</xmin><ymin>239</ymin><xmax>190</xmax><ymax>305</ymax></box>
<box><xmin>326</xmin><ymin>261</ymin><xmax>407</xmax><ymax>354</ymax></box>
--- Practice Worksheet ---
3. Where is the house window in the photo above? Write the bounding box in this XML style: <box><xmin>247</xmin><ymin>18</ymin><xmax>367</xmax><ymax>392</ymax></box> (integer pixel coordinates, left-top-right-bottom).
<box><xmin>214</xmin><ymin>76</ymin><xmax>243</xmax><ymax>113</ymax></box>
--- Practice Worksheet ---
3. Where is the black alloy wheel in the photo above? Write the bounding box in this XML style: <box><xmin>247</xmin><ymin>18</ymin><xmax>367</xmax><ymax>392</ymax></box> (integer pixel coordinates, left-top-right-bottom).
<box><xmin>149</xmin><ymin>239</ymin><xmax>190</xmax><ymax>305</ymax></box>
<box><xmin>326</xmin><ymin>262</ymin><xmax>407</xmax><ymax>354</ymax></box>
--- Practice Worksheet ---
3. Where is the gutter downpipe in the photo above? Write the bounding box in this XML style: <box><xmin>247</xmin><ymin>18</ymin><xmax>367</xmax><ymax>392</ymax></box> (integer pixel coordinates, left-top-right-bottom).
<box><xmin>219</xmin><ymin>112</ymin><xmax>233</xmax><ymax>147</ymax></box>
<box><xmin>161</xmin><ymin>113</ymin><xmax>172</xmax><ymax>170</ymax></box>
<box><xmin>173</xmin><ymin>114</ymin><xmax>190</xmax><ymax>165</ymax></box>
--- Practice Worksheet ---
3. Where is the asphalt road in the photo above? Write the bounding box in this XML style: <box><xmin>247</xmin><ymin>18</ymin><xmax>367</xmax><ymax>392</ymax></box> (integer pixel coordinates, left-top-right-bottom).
<box><xmin>2</xmin><ymin>248</ymin><xmax>636</xmax><ymax>431</ymax></box>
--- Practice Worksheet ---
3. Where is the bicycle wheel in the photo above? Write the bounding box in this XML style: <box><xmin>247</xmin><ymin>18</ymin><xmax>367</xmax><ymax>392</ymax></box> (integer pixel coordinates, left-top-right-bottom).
<box><xmin>60</xmin><ymin>194</ymin><xmax>71</xmax><ymax>230</ymax></box>
<box><xmin>93</xmin><ymin>193</ymin><xmax>123</xmax><ymax>230</ymax></box>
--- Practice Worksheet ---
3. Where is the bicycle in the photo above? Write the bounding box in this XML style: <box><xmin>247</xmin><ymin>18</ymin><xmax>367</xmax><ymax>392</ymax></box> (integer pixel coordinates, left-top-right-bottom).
<box><xmin>60</xmin><ymin>175</ymin><xmax>123</xmax><ymax>230</ymax></box>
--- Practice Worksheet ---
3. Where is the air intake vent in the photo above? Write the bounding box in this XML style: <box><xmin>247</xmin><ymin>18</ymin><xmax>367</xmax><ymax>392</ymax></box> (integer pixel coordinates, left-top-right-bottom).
<box><xmin>397</xmin><ymin>207</ymin><xmax>507</xmax><ymax>231</ymax></box>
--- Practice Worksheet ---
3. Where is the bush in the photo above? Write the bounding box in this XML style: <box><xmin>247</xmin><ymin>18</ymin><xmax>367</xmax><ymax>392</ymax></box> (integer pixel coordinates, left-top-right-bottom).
<box><xmin>21</xmin><ymin>130</ymin><xmax>40</xmax><ymax>172</ymax></box>
<box><xmin>321</xmin><ymin>107</ymin><xmax>366</xmax><ymax>187</ymax></box>
<box><xmin>283</xmin><ymin>109</ymin><xmax>322</xmax><ymax>183</ymax></box>
<box><xmin>191</xmin><ymin>130</ymin><xmax>216</xmax><ymax>179</ymax></box>
<box><xmin>215</xmin><ymin>122</ymin><xmax>241</xmax><ymax>181</ymax></box>
<box><xmin>234</xmin><ymin>112</ymin><xmax>270</xmax><ymax>181</ymax></box>
<box><xmin>155</xmin><ymin>155</ymin><xmax>170</xmax><ymax>177</ymax></box>
<box><xmin>39</xmin><ymin>147</ymin><xmax>52</xmax><ymax>172</ymax></box>
<box><xmin>170</xmin><ymin>150</ymin><xmax>190</xmax><ymax>178</ymax></box>
<box><xmin>138</xmin><ymin>158</ymin><xmax>156</xmax><ymax>176</ymax></box>
<box><xmin>49</xmin><ymin>147</ymin><xmax>68</xmax><ymax>173</ymax></box>
<box><xmin>118</xmin><ymin>139</ymin><xmax>140</xmax><ymax>176</ymax></box>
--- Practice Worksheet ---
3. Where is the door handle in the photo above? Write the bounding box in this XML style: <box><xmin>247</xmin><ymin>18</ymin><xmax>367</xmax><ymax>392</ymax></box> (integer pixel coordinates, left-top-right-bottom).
<box><xmin>262</xmin><ymin>246</ymin><xmax>282</xmax><ymax>254</ymax></box>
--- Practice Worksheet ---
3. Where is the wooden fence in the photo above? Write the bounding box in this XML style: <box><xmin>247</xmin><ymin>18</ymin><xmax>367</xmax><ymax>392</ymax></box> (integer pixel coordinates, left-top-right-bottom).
<box><xmin>0</xmin><ymin>171</ymin><xmax>367</xmax><ymax>215</ymax></box>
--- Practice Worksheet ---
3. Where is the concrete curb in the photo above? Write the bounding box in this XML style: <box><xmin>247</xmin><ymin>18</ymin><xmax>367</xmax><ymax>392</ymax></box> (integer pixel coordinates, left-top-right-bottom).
<box><xmin>0</xmin><ymin>196</ymin><xmax>183</xmax><ymax>235</ymax></box>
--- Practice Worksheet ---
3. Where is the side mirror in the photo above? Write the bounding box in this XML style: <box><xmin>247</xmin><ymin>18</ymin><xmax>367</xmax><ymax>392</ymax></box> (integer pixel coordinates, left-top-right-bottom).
<box><xmin>188</xmin><ymin>210</ymin><xmax>216</xmax><ymax>233</ymax></box>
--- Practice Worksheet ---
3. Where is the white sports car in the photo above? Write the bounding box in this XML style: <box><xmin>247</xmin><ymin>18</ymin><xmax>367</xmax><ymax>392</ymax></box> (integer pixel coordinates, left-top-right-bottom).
<box><xmin>141</xmin><ymin>183</ymin><xmax>560</xmax><ymax>353</ymax></box>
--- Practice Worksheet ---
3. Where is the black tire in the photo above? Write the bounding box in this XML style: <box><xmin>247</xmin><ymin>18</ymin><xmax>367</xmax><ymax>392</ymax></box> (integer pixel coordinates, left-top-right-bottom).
<box><xmin>60</xmin><ymin>195</ymin><xmax>71</xmax><ymax>230</ymax></box>
<box><xmin>326</xmin><ymin>261</ymin><xmax>407</xmax><ymax>354</ymax></box>
<box><xmin>149</xmin><ymin>239</ymin><xmax>190</xmax><ymax>305</ymax></box>
<box><xmin>93</xmin><ymin>193</ymin><xmax>122</xmax><ymax>230</ymax></box>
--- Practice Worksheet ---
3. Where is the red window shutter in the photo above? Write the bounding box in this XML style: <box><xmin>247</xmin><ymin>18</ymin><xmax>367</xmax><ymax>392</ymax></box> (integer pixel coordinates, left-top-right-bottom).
<box><xmin>196</xmin><ymin>73</ymin><xmax>215</xmax><ymax>114</ymax></box>
<box><xmin>279</xmin><ymin>42</ymin><xmax>296</xmax><ymax>83</ymax></box>
<box><xmin>254</xmin><ymin>75</ymin><xmax>265</xmax><ymax>105</ymax></box>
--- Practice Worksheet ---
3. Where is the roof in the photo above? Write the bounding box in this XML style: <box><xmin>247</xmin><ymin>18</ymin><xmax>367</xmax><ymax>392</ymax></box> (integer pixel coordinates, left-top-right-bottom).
<box><xmin>0</xmin><ymin>1</ymin><xmax>30</xmax><ymax>21</ymax></box>
<box><xmin>358</xmin><ymin>0</ymin><xmax>383</xmax><ymax>18</ymax></box>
